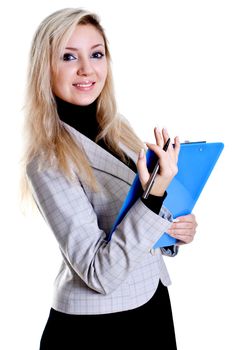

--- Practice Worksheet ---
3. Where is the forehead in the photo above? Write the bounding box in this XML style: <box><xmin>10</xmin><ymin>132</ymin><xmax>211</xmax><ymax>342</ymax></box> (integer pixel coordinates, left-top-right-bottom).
<box><xmin>66</xmin><ymin>24</ymin><xmax>105</xmax><ymax>48</ymax></box>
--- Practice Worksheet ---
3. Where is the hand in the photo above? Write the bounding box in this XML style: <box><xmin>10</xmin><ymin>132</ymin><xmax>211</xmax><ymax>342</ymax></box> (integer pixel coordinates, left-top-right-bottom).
<box><xmin>167</xmin><ymin>214</ymin><xmax>198</xmax><ymax>244</ymax></box>
<box><xmin>137</xmin><ymin>127</ymin><xmax>180</xmax><ymax>196</ymax></box>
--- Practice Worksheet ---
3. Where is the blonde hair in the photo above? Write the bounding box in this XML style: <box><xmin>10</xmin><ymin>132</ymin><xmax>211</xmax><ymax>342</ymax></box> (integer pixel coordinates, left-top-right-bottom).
<box><xmin>22</xmin><ymin>8</ymin><xmax>144</xmax><ymax>194</ymax></box>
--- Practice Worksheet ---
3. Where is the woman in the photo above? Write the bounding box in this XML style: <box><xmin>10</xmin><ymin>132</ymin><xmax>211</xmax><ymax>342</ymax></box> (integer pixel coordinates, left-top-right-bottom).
<box><xmin>22</xmin><ymin>8</ymin><xmax>197</xmax><ymax>349</ymax></box>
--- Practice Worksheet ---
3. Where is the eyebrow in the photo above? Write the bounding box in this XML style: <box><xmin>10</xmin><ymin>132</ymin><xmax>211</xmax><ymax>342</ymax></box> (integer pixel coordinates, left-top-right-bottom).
<box><xmin>65</xmin><ymin>44</ymin><xmax>105</xmax><ymax>51</ymax></box>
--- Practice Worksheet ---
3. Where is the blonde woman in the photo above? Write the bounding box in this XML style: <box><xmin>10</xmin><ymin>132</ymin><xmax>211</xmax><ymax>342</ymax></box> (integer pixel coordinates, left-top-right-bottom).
<box><xmin>22</xmin><ymin>8</ymin><xmax>197</xmax><ymax>349</ymax></box>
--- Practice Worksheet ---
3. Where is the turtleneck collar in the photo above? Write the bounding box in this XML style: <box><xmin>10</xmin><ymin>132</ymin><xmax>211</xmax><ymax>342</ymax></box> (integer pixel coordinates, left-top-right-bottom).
<box><xmin>56</xmin><ymin>96</ymin><xmax>100</xmax><ymax>142</ymax></box>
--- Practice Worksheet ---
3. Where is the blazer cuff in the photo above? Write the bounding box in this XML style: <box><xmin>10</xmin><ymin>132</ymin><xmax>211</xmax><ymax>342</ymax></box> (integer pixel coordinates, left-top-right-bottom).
<box><xmin>141</xmin><ymin>191</ymin><xmax>167</xmax><ymax>215</ymax></box>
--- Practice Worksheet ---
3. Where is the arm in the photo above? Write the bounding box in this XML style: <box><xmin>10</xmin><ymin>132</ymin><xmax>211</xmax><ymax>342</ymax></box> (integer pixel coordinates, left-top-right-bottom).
<box><xmin>137</xmin><ymin>127</ymin><xmax>181</xmax><ymax>256</ymax></box>
<box><xmin>141</xmin><ymin>193</ymin><xmax>179</xmax><ymax>257</ymax></box>
<box><xmin>27</xmin><ymin>158</ymin><xmax>172</xmax><ymax>296</ymax></box>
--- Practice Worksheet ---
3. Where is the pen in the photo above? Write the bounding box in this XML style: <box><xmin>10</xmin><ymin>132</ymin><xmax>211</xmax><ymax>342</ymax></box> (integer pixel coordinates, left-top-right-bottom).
<box><xmin>142</xmin><ymin>138</ymin><xmax>171</xmax><ymax>199</ymax></box>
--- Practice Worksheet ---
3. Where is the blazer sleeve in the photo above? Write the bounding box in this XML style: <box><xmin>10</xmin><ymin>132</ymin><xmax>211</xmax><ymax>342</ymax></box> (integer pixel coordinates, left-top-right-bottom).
<box><xmin>27</xmin><ymin>158</ymin><xmax>172</xmax><ymax>295</ymax></box>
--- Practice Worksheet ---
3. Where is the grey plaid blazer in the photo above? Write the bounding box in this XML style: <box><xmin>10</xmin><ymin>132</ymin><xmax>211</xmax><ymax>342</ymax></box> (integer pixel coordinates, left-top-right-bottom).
<box><xmin>27</xmin><ymin>122</ymin><xmax>177</xmax><ymax>315</ymax></box>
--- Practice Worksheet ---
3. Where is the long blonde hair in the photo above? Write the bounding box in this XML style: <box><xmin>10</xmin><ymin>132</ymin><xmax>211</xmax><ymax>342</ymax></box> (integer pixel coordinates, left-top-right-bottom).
<box><xmin>22</xmin><ymin>8</ymin><xmax>143</xmax><ymax>193</ymax></box>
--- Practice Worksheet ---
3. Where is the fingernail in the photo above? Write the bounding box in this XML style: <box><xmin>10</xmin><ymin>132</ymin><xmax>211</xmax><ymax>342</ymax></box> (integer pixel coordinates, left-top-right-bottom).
<box><xmin>173</xmin><ymin>218</ymin><xmax>180</xmax><ymax>222</ymax></box>
<box><xmin>139</xmin><ymin>149</ymin><xmax>144</xmax><ymax>159</ymax></box>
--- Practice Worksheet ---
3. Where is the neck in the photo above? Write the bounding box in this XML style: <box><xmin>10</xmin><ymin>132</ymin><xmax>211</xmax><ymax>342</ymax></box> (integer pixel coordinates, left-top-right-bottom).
<box><xmin>56</xmin><ymin>96</ymin><xmax>99</xmax><ymax>141</ymax></box>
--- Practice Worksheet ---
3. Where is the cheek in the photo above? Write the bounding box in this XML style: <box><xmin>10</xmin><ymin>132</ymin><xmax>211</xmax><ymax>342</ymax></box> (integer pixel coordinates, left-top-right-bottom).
<box><xmin>99</xmin><ymin>66</ymin><xmax>108</xmax><ymax>87</ymax></box>
<box><xmin>97</xmin><ymin>61</ymin><xmax>108</xmax><ymax>81</ymax></box>
<box><xmin>51</xmin><ymin>74</ymin><xmax>61</xmax><ymax>95</ymax></box>
<box><xmin>53</xmin><ymin>70</ymin><xmax>66</xmax><ymax>84</ymax></box>
<box><xmin>52</xmin><ymin>68</ymin><xmax>71</xmax><ymax>94</ymax></box>
<box><xmin>53</xmin><ymin>64</ymin><xmax>73</xmax><ymax>82</ymax></box>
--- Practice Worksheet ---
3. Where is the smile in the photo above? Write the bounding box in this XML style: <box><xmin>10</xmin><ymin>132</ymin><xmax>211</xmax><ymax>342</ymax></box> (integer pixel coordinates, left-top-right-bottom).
<box><xmin>73</xmin><ymin>81</ymin><xmax>95</xmax><ymax>91</ymax></box>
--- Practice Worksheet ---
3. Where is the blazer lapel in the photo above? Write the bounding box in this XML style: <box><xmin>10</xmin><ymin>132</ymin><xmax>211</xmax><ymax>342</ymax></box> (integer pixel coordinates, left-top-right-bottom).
<box><xmin>63</xmin><ymin>122</ymin><xmax>136</xmax><ymax>185</ymax></box>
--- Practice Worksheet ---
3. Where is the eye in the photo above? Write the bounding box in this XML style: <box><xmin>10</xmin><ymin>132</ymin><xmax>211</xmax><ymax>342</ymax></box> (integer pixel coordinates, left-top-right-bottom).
<box><xmin>91</xmin><ymin>51</ymin><xmax>105</xmax><ymax>59</ymax></box>
<box><xmin>63</xmin><ymin>53</ymin><xmax>76</xmax><ymax>61</ymax></box>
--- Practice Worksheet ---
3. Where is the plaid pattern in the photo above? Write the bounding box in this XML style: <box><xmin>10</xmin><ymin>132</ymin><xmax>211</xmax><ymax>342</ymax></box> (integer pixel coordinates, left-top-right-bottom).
<box><xmin>27</xmin><ymin>123</ymin><xmax>176</xmax><ymax>315</ymax></box>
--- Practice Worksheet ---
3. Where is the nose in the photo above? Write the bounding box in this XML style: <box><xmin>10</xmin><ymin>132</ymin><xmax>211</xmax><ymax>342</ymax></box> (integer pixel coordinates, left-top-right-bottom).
<box><xmin>77</xmin><ymin>57</ymin><xmax>94</xmax><ymax>76</ymax></box>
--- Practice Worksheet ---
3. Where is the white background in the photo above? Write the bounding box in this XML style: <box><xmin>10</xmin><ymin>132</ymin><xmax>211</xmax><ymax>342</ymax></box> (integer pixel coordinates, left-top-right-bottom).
<box><xmin>0</xmin><ymin>1</ymin><xmax>232</xmax><ymax>349</ymax></box>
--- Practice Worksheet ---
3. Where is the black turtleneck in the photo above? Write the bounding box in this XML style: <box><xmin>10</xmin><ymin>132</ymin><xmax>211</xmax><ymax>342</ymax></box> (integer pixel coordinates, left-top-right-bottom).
<box><xmin>56</xmin><ymin>96</ymin><xmax>166</xmax><ymax>214</ymax></box>
<box><xmin>56</xmin><ymin>97</ymin><xmax>100</xmax><ymax>142</ymax></box>
<box><xmin>56</xmin><ymin>96</ymin><xmax>137</xmax><ymax>171</ymax></box>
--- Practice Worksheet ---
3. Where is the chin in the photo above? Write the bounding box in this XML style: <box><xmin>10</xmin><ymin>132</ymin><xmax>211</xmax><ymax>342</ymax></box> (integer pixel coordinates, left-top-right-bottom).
<box><xmin>72</xmin><ymin>95</ymin><xmax>98</xmax><ymax>106</ymax></box>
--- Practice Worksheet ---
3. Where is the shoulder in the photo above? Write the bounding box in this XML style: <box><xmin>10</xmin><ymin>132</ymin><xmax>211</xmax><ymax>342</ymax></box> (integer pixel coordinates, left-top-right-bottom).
<box><xmin>26</xmin><ymin>154</ymin><xmax>73</xmax><ymax>195</ymax></box>
<box><xmin>26</xmin><ymin>154</ymin><xmax>58</xmax><ymax>178</ymax></box>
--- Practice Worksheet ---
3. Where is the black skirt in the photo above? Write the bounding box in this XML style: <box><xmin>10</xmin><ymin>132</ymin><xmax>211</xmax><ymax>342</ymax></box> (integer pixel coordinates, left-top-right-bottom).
<box><xmin>40</xmin><ymin>280</ymin><xmax>177</xmax><ymax>349</ymax></box>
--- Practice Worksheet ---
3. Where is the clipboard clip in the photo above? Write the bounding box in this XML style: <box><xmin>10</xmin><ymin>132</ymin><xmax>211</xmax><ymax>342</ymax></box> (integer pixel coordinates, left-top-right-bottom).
<box><xmin>184</xmin><ymin>140</ymin><xmax>206</xmax><ymax>144</ymax></box>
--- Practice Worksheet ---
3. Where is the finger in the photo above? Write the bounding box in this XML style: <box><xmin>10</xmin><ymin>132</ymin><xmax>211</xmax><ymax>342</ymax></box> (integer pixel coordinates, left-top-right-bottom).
<box><xmin>154</xmin><ymin>127</ymin><xmax>163</xmax><ymax>147</ymax></box>
<box><xmin>175</xmin><ymin>215</ymin><xmax>198</xmax><ymax>229</ymax></box>
<box><xmin>145</xmin><ymin>143</ymin><xmax>164</xmax><ymax>159</ymax></box>
<box><xmin>173</xmin><ymin>136</ymin><xmax>180</xmax><ymax>160</ymax></box>
<box><xmin>136</xmin><ymin>148</ymin><xmax>150</xmax><ymax>186</ymax></box>
<box><xmin>162</xmin><ymin>128</ymin><xmax>170</xmax><ymax>144</ymax></box>
<box><xmin>168</xmin><ymin>229</ymin><xmax>195</xmax><ymax>241</ymax></box>
<box><xmin>167</xmin><ymin>226</ymin><xmax>196</xmax><ymax>235</ymax></box>
<box><xmin>168</xmin><ymin>222</ymin><xmax>197</xmax><ymax>234</ymax></box>
<box><xmin>174</xmin><ymin>234</ymin><xmax>194</xmax><ymax>244</ymax></box>
<box><xmin>167</xmin><ymin>216</ymin><xmax>197</xmax><ymax>234</ymax></box>
<box><xmin>168</xmin><ymin>222</ymin><xmax>195</xmax><ymax>231</ymax></box>
<box><xmin>173</xmin><ymin>214</ymin><xmax>197</xmax><ymax>223</ymax></box>
<box><xmin>170</xmin><ymin>217</ymin><xmax>197</xmax><ymax>228</ymax></box>
<box><xmin>170</xmin><ymin>231</ymin><xmax>194</xmax><ymax>238</ymax></box>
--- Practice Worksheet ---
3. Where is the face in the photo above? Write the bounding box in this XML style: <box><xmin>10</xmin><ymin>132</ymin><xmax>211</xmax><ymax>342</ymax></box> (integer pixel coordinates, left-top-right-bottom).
<box><xmin>52</xmin><ymin>24</ymin><xmax>108</xmax><ymax>106</ymax></box>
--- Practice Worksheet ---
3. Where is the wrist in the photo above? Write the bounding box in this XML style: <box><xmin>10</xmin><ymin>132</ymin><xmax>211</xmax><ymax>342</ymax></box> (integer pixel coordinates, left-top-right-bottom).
<box><xmin>150</xmin><ymin>177</ymin><xmax>172</xmax><ymax>197</ymax></box>
<box><xmin>150</xmin><ymin>189</ymin><xmax>165</xmax><ymax>197</ymax></box>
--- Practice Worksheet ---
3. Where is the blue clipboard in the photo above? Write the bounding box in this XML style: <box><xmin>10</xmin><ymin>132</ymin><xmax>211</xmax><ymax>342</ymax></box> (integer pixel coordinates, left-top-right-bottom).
<box><xmin>108</xmin><ymin>142</ymin><xmax>224</xmax><ymax>248</ymax></box>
